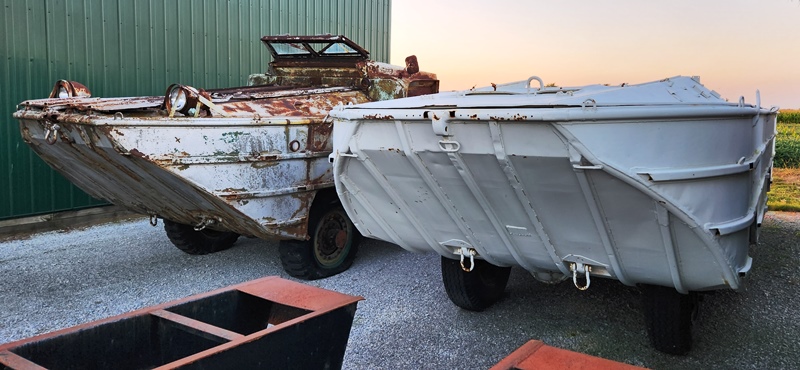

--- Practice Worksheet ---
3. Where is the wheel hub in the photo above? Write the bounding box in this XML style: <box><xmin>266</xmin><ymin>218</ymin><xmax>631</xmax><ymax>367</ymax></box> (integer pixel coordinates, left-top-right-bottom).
<box><xmin>334</xmin><ymin>230</ymin><xmax>347</xmax><ymax>249</ymax></box>
<box><xmin>314</xmin><ymin>211</ymin><xmax>351</xmax><ymax>267</ymax></box>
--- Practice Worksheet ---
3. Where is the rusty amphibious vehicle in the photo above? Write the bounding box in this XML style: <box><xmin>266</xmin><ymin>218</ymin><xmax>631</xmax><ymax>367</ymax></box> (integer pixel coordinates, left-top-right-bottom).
<box><xmin>13</xmin><ymin>35</ymin><xmax>439</xmax><ymax>279</ymax></box>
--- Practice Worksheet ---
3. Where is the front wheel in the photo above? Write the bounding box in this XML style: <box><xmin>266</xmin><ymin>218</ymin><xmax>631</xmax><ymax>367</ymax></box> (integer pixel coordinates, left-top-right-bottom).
<box><xmin>163</xmin><ymin>219</ymin><xmax>240</xmax><ymax>255</ymax></box>
<box><xmin>641</xmin><ymin>284</ymin><xmax>700</xmax><ymax>355</ymax></box>
<box><xmin>279</xmin><ymin>203</ymin><xmax>360</xmax><ymax>280</ymax></box>
<box><xmin>441</xmin><ymin>256</ymin><xmax>512</xmax><ymax>311</ymax></box>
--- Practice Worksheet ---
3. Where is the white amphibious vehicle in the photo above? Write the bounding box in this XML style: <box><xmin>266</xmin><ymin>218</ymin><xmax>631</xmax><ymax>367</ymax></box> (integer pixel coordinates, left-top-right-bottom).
<box><xmin>329</xmin><ymin>76</ymin><xmax>777</xmax><ymax>354</ymax></box>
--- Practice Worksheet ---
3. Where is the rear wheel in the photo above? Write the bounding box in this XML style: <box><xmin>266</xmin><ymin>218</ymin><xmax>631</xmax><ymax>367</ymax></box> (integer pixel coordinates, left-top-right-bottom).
<box><xmin>441</xmin><ymin>256</ymin><xmax>511</xmax><ymax>311</ymax></box>
<box><xmin>641</xmin><ymin>284</ymin><xmax>699</xmax><ymax>355</ymax></box>
<box><xmin>279</xmin><ymin>201</ymin><xmax>360</xmax><ymax>280</ymax></box>
<box><xmin>163</xmin><ymin>219</ymin><xmax>240</xmax><ymax>255</ymax></box>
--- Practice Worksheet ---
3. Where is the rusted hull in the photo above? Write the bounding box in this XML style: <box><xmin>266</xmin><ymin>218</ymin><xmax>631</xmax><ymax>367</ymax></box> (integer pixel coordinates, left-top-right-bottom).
<box><xmin>15</xmin><ymin>90</ymin><xmax>370</xmax><ymax>240</ymax></box>
<box><xmin>12</xmin><ymin>35</ymin><xmax>438</xmax><ymax>246</ymax></box>
<box><xmin>0</xmin><ymin>276</ymin><xmax>363</xmax><ymax>369</ymax></box>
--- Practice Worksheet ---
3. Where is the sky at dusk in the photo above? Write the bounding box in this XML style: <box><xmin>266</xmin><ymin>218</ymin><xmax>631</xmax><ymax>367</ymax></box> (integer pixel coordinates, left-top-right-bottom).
<box><xmin>391</xmin><ymin>0</ymin><xmax>800</xmax><ymax>109</ymax></box>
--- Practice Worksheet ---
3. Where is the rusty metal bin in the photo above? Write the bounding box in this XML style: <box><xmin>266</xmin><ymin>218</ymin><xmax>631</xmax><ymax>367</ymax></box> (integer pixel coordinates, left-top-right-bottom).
<box><xmin>0</xmin><ymin>277</ymin><xmax>362</xmax><ymax>370</ymax></box>
<box><xmin>491</xmin><ymin>340</ymin><xmax>646</xmax><ymax>370</ymax></box>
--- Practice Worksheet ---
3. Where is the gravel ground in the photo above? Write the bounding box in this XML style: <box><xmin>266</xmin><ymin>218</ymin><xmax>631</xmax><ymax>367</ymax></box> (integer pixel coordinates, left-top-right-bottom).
<box><xmin>0</xmin><ymin>212</ymin><xmax>798</xmax><ymax>369</ymax></box>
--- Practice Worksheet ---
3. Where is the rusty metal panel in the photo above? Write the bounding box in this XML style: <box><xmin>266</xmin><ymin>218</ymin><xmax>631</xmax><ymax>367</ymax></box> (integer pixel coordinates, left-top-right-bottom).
<box><xmin>491</xmin><ymin>340</ymin><xmax>647</xmax><ymax>370</ymax></box>
<box><xmin>0</xmin><ymin>0</ymin><xmax>391</xmax><ymax>220</ymax></box>
<box><xmin>0</xmin><ymin>276</ymin><xmax>363</xmax><ymax>369</ymax></box>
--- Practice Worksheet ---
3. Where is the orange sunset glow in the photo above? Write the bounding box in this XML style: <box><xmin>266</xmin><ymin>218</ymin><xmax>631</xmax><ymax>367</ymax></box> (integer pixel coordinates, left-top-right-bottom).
<box><xmin>391</xmin><ymin>0</ymin><xmax>800</xmax><ymax>109</ymax></box>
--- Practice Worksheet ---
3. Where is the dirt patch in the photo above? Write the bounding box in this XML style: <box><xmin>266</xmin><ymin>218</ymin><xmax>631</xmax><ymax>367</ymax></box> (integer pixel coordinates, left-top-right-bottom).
<box><xmin>768</xmin><ymin>168</ymin><xmax>800</xmax><ymax>212</ymax></box>
<box><xmin>773</xmin><ymin>167</ymin><xmax>800</xmax><ymax>183</ymax></box>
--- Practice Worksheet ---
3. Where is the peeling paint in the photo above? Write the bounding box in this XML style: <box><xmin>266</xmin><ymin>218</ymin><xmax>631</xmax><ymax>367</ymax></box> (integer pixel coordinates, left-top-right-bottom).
<box><xmin>129</xmin><ymin>148</ymin><xmax>149</xmax><ymax>159</ymax></box>
<box><xmin>221</xmin><ymin>131</ymin><xmax>249</xmax><ymax>144</ymax></box>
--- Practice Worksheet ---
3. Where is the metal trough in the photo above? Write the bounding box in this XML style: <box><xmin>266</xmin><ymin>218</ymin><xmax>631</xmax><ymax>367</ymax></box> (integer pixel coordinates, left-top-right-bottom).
<box><xmin>491</xmin><ymin>340</ymin><xmax>646</xmax><ymax>370</ymax></box>
<box><xmin>0</xmin><ymin>277</ymin><xmax>362</xmax><ymax>370</ymax></box>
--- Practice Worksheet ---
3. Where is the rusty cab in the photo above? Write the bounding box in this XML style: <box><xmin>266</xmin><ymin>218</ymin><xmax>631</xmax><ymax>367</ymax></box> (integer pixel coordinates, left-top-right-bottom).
<box><xmin>13</xmin><ymin>35</ymin><xmax>439</xmax><ymax>279</ymax></box>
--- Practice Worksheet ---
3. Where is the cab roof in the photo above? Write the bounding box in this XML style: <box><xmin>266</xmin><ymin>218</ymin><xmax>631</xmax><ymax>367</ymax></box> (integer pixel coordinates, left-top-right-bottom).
<box><xmin>261</xmin><ymin>35</ymin><xmax>369</xmax><ymax>61</ymax></box>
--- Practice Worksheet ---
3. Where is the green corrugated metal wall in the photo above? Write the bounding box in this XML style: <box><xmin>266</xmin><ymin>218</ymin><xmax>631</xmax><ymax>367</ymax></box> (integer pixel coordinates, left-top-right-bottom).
<box><xmin>0</xmin><ymin>0</ymin><xmax>391</xmax><ymax>220</ymax></box>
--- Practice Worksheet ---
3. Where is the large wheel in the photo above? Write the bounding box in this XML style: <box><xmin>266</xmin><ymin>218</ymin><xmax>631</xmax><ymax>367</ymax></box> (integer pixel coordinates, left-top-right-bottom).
<box><xmin>163</xmin><ymin>219</ymin><xmax>240</xmax><ymax>255</ymax></box>
<box><xmin>279</xmin><ymin>201</ymin><xmax>360</xmax><ymax>280</ymax></box>
<box><xmin>441</xmin><ymin>256</ymin><xmax>512</xmax><ymax>311</ymax></box>
<box><xmin>641</xmin><ymin>284</ymin><xmax>699</xmax><ymax>355</ymax></box>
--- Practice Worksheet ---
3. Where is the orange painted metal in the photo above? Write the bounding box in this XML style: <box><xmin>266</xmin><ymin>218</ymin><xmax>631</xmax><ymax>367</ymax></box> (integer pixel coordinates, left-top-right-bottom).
<box><xmin>491</xmin><ymin>340</ymin><xmax>647</xmax><ymax>370</ymax></box>
<box><xmin>0</xmin><ymin>276</ymin><xmax>363</xmax><ymax>370</ymax></box>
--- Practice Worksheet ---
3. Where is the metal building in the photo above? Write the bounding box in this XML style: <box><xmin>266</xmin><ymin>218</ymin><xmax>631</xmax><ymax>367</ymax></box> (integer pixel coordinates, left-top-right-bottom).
<box><xmin>0</xmin><ymin>0</ymin><xmax>391</xmax><ymax>220</ymax></box>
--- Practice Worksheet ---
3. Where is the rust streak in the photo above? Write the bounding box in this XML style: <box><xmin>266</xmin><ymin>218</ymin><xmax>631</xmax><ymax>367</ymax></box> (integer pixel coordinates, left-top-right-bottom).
<box><xmin>363</xmin><ymin>114</ymin><xmax>394</xmax><ymax>120</ymax></box>
<box><xmin>129</xmin><ymin>148</ymin><xmax>150</xmax><ymax>160</ymax></box>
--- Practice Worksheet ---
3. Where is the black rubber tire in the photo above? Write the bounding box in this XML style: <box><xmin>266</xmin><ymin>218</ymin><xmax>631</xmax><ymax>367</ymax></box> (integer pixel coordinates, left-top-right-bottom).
<box><xmin>279</xmin><ymin>202</ymin><xmax>360</xmax><ymax>280</ymax></box>
<box><xmin>441</xmin><ymin>256</ymin><xmax>512</xmax><ymax>312</ymax></box>
<box><xmin>163</xmin><ymin>219</ymin><xmax>240</xmax><ymax>255</ymax></box>
<box><xmin>641</xmin><ymin>284</ymin><xmax>699</xmax><ymax>355</ymax></box>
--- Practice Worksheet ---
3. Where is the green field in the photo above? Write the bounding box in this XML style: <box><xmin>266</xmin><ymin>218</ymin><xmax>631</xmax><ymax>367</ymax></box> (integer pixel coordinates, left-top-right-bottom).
<box><xmin>774</xmin><ymin>122</ymin><xmax>800</xmax><ymax>168</ymax></box>
<box><xmin>769</xmin><ymin>168</ymin><xmax>800</xmax><ymax>212</ymax></box>
<box><xmin>769</xmin><ymin>110</ymin><xmax>800</xmax><ymax>212</ymax></box>
<box><xmin>777</xmin><ymin>109</ymin><xmax>800</xmax><ymax>124</ymax></box>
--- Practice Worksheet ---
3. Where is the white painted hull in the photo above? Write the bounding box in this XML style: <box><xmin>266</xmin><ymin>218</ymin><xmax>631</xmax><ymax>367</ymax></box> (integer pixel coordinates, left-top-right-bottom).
<box><xmin>331</xmin><ymin>76</ymin><xmax>776</xmax><ymax>291</ymax></box>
